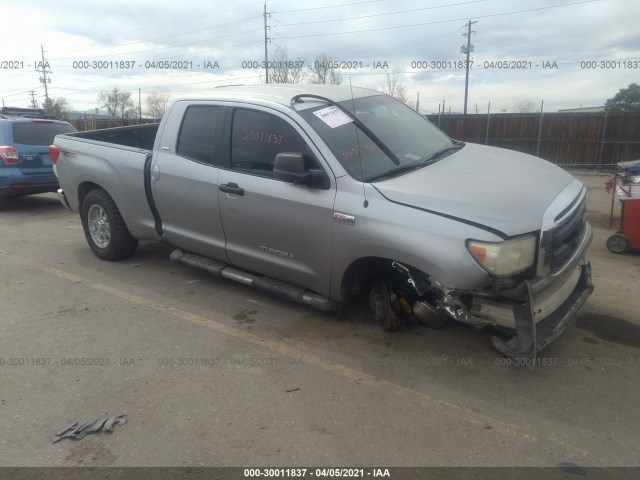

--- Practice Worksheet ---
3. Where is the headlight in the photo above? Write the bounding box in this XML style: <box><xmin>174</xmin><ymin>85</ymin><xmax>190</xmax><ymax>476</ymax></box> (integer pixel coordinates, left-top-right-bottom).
<box><xmin>467</xmin><ymin>234</ymin><xmax>536</xmax><ymax>276</ymax></box>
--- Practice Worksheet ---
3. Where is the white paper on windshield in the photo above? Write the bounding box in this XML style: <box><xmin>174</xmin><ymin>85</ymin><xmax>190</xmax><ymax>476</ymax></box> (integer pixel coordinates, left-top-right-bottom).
<box><xmin>312</xmin><ymin>106</ymin><xmax>353</xmax><ymax>128</ymax></box>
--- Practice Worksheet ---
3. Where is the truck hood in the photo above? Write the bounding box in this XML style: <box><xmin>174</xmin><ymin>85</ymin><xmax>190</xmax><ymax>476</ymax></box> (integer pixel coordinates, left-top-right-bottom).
<box><xmin>371</xmin><ymin>143</ymin><xmax>575</xmax><ymax>238</ymax></box>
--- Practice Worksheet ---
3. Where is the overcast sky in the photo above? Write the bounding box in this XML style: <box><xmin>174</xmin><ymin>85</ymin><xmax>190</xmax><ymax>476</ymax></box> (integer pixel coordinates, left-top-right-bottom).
<box><xmin>2</xmin><ymin>0</ymin><xmax>639</xmax><ymax>114</ymax></box>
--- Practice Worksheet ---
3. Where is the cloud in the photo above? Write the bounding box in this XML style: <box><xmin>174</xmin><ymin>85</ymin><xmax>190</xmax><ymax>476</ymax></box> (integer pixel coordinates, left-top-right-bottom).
<box><xmin>2</xmin><ymin>0</ymin><xmax>638</xmax><ymax>112</ymax></box>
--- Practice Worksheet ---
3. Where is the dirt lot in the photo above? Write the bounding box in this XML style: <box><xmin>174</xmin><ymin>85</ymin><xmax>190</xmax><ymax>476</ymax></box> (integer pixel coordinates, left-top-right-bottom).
<box><xmin>0</xmin><ymin>173</ymin><xmax>639</xmax><ymax>470</ymax></box>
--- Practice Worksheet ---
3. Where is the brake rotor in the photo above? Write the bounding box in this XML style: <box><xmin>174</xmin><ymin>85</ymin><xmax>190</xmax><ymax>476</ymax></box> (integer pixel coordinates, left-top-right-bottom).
<box><xmin>369</xmin><ymin>282</ymin><xmax>397</xmax><ymax>331</ymax></box>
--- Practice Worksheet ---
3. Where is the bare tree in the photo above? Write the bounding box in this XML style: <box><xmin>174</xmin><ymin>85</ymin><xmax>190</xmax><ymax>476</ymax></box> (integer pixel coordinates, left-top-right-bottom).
<box><xmin>98</xmin><ymin>88</ymin><xmax>134</xmax><ymax>117</ymax></box>
<box><xmin>513</xmin><ymin>99</ymin><xmax>537</xmax><ymax>113</ymax></box>
<box><xmin>268</xmin><ymin>47</ymin><xmax>306</xmax><ymax>84</ymax></box>
<box><xmin>123</xmin><ymin>107</ymin><xmax>140</xmax><ymax>120</ymax></box>
<box><xmin>146</xmin><ymin>88</ymin><xmax>173</xmax><ymax>119</ymax></box>
<box><xmin>378</xmin><ymin>68</ymin><xmax>409</xmax><ymax>104</ymax></box>
<box><xmin>118</xmin><ymin>91</ymin><xmax>134</xmax><ymax>118</ymax></box>
<box><xmin>42</xmin><ymin>97</ymin><xmax>71</xmax><ymax>118</ymax></box>
<box><xmin>98</xmin><ymin>88</ymin><xmax>121</xmax><ymax>117</ymax></box>
<box><xmin>308</xmin><ymin>54</ymin><xmax>343</xmax><ymax>85</ymax></box>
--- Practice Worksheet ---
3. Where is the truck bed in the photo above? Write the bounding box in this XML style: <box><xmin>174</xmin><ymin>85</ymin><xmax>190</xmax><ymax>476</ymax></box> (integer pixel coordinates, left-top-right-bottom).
<box><xmin>54</xmin><ymin>124</ymin><xmax>161</xmax><ymax>241</ymax></box>
<box><xmin>70</xmin><ymin>123</ymin><xmax>159</xmax><ymax>150</ymax></box>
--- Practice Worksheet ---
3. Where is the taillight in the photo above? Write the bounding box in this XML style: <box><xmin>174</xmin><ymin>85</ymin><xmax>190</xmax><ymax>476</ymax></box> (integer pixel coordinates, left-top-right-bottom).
<box><xmin>49</xmin><ymin>144</ymin><xmax>61</xmax><ymax>165</ymax></box>
<box><xmin>0</xmin><ymin>146</ymin><xmax>19</xmax><ymax>165</ymax></box>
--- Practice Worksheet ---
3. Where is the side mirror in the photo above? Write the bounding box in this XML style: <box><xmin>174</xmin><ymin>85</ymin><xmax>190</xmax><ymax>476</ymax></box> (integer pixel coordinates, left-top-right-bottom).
<box><xmin>274</xmin><ymin>152</ymin><xmax>317</xmax><ymax>185</ymax></box>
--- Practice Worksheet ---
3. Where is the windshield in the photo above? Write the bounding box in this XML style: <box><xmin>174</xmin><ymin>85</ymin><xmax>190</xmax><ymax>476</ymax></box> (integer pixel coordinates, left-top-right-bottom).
<box><xmin>299</xmin><ymin>94</ymin><xmax>455</xmax><ymax>181</ymax></box>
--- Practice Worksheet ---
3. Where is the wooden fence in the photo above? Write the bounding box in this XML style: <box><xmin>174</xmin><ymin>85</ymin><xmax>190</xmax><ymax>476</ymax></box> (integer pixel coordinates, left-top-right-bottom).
<box><xmin>426</xmin><ymin>112</ymin><xmax>640</xmax><ymax>169</ymax></box>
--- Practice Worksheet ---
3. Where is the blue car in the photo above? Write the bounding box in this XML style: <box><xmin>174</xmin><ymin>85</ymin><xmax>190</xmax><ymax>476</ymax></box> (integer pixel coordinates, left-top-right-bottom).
<box><xmin>0</xmin><ymin>107</ymin><xmax>76</xmax><ymax>210</ymax></box>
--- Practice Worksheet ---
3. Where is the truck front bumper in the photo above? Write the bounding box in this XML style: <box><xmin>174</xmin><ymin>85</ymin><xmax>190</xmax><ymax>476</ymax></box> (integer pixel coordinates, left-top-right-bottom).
<box><xmin>491</xmin><ymin>260</ymin><xmax>593</xmax><ymax>360</ymax></box>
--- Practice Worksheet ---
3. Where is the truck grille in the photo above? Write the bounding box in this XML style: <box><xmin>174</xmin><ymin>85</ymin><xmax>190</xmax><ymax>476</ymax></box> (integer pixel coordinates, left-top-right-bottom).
<box><xmin>548</xmin><ymin>196</ymin><xmax>587</xmax><ymax>275</ymax></box>
<box><xmin>538</xmin><ymin>183</ymin><xmax>588</xmax><ymax>277</ymax></box>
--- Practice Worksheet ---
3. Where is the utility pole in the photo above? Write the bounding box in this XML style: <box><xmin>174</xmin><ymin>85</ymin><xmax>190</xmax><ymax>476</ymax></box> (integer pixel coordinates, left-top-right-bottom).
<box><xmin>263</xmin><ymin>2</ymin><xmax>269</xmax><ymax>84</ymax></box>
<box><xmin>462</xmin><ymin>20</ymin><xmax>477</xmax><ymax>115</ymax></box>
<box><xmin>138</xmin><ymin>88</ymin><xmax>142</xmax><ymax>122</ymax></box>
<box><xmin>37</xmin><ymin>44</ymin><xmax>52</xmax><ymax>104</ymax></box>
<box><xmin>29</xmin><ymin>90</ymin><xmax>38</xmax><ymax>109</ymax></box>
<box><xmin>536</xmin><ymin>99</ymin><xmax>544</xmax><ymax>157</ymax></box>
<box><xmin>416</xmin><ymin>91</ymin><xmax>420</xmax><ymax>113</ymax></box>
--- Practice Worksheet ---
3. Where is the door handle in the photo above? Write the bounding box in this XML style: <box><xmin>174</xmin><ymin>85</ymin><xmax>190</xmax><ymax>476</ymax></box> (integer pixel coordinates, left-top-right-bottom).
<box><xmin>219</xmin><ymin>182</ymin><xmax>245</xmax><ymax>196</ymax></box>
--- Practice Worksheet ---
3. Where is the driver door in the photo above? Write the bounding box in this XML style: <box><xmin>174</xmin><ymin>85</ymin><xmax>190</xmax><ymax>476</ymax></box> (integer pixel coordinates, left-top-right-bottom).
<box><xmin>218</xmin><ymin>107</ymin><xmax>335</xmax><ymax>297</ymax></box>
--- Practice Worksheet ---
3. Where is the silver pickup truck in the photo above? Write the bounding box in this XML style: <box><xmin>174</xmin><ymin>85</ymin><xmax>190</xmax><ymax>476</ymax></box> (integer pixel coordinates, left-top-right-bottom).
<box><xmin>51</xmin><ymin>85</ymin><xmax>593</xmax><ymax>359</ymax></box>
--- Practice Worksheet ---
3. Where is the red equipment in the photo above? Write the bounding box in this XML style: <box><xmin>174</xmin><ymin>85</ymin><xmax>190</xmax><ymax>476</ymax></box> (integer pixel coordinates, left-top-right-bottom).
<box><xmin>607</xmin><ymin>159</ymin><xmax>640</xmax><ymax>254</ymax></box>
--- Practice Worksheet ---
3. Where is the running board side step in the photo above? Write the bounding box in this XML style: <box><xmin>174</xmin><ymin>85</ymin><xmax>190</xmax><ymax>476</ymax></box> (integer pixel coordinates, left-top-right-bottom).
<box><xmin>169</xmin><ymin>249</ymin><xmax>339</xmax><ymax>312</ymax></box>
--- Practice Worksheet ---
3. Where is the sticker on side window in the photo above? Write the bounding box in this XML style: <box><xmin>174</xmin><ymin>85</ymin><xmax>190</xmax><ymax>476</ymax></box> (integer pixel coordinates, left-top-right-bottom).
<box><xmin>312</xmin><ymin>106</ymin><xmax>353</xmax><ymax>129</ymax></box>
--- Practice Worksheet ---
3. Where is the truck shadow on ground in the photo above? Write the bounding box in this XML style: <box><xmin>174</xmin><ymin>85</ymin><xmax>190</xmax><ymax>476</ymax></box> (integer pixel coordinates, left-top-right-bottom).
<box><xmin>575</xmin><ymin>313</ymin><xmax>640</xmax><ymax>349</ymax></box>
<box><xmin>1</xmin><ymin>193</ymin><xmax>63</xmax><ymax>213</ymax></box>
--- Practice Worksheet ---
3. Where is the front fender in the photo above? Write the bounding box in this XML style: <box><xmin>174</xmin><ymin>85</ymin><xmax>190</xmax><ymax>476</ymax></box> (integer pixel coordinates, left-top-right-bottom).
<box><xmin>329</xmin><ymin>179</ymin><xmax>494</xmax><ymax>301</ymax></box>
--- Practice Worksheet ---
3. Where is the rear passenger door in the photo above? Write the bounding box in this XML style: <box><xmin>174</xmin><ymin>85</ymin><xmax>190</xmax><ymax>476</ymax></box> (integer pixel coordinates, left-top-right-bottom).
<box><xmin>217</xmin><ymin>107</ymin><xmax>335</xmax><ymax>297</ymax></box>
<box><xmin>152</xmin><ymin>101</ymin><xmax>228</xmax><ymax>261</ymax></box>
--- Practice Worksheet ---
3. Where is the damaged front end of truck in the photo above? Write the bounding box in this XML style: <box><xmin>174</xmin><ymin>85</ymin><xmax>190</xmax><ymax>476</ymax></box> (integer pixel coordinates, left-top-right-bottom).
<box><xmin>370</xmin><ymin>183</ymin><xmax>594</xmax><ymax>361</ymax></box>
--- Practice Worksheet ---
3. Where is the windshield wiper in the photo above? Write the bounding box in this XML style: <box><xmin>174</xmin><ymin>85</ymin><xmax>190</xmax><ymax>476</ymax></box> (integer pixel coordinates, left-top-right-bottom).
<box><xmin>365</xmin><ymin>143</ymin><xmax>464</xmax><ymax>182</ymax></box>
<box><xmin>418</xmin><ymin>143</ymin><xmax>464</xmax><ymax>166</ymax></box>
<box><xmin>364</xmin><ymin>162</ymin><xmax>426</xmax><ymax>182</ymax></box>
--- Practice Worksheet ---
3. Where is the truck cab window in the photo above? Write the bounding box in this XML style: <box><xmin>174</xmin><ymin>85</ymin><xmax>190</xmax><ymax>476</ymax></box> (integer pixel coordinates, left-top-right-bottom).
<box><xmin>176</xmin><ymin>106</ymin><xmax>219</xmax><ymax>165</ymax></box>
<box><xmin>231</xmin><ymin>109</ymin><xmax>317</xmax><ymax>177</ymax></box>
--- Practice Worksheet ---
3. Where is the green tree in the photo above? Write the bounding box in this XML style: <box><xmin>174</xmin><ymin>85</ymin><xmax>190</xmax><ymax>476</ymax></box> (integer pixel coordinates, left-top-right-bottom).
<box><xmin>605</xmin><ymin>83</ymin><xmax>640</xmax><ymax>113</ymax></box>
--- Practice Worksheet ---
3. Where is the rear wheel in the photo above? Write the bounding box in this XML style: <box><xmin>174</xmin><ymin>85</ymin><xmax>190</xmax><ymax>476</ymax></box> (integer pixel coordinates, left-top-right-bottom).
<box><xmin>81</xmin><ymin>189</ymin><xmax>138</xmax><ymax>260</ymax></box>
<box><xmin>606</xmin><ymin>233</ymin><xmax>628</xmax><ymax>254</ymax></box>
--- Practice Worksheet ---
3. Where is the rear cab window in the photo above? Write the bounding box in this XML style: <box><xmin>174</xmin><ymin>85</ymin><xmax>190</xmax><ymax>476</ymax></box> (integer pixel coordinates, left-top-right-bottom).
<box><xmin>176</xmin><ymin>106</ymin><xmax>220</xmax><ymax>165</ymax></box>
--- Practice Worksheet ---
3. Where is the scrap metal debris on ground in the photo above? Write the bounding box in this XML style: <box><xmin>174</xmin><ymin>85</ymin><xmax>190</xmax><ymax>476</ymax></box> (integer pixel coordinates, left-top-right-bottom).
<box><xmin>52</xmin><ymin>415</ymin><xmax>127</xmax><ymax>443</ymax></box>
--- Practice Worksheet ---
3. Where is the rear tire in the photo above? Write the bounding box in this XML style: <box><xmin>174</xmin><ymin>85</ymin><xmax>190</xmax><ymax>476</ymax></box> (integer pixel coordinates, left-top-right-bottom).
<box><xmin>81</xmin><ymin>189</ymin><xmax>138</xmax><ymax>260</ymax></box>
<box><xmin>606</xmin><ymin>233</ymin><xmax>628</xmax><ymax>254</ymax></box>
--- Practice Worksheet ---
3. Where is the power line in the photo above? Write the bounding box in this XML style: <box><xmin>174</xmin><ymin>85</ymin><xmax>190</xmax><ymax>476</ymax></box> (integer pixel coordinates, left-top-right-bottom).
<box><xmin>84</xmin><ymin>1</ymin><xmax>265</xmax><ymax>37</ymax></box>
<box><xmin>51</xmin><ymin>39</ymin><xmax>264</xmax><ymax>66</ymax></box>
<box><xmin>51</xmin><ymin>28</ymin><xmax>264</xmax><ymax>61</ymax></box>
<box><xmin>0</xmin><ymin>87</ymin><xmax>44</xmax><ymax>100</ymax></box>
<box><xmin>64</xmin><ymin>15</ymin><xmax>262</xmax><ymax>54</ymax></box>
<box><xmin>273</xmin><ymin>0</ymin><xmax>597</xmax><ymax>39</ymax></box>
<box><xmin>273</xmin><ymin>0</ymin><xmax>490</xmax><ymax>26</ymax></box>
<box><xmin>273</xmin><ymin>0</ymin><xmax>386</xmax><ymax>14</ymax></box>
